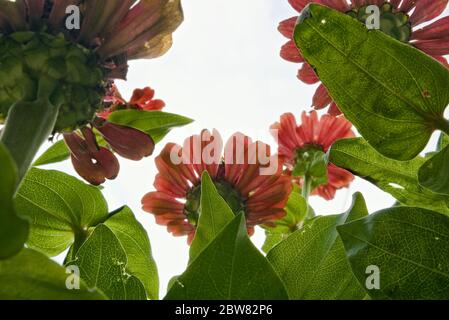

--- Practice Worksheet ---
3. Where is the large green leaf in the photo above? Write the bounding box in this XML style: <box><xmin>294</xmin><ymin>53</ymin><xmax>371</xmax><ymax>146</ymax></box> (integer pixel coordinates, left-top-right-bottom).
<box><xmin>67</xmin><ymin>206</ymin><xmax>158</xmax><ymax>300</ymax></box>
<box><xmin>0</xmin><ymin>143</ymin><xmax>29</xmax><ymax>259</ymax></box>
<box><xmin>267</xmin><ymin>193</ymin><xmax>368</xmax><ymax>300</ymax></box>
<box><xmin>262</xmin><ymin>185</ymin><xmax>308</xmax><ymax>253</ymax></box>
<box><xmin>338</xmin><ymin>207</ymin><xmax>449</xmax><ymax>299</ymax></box>
<box><xmin>330</xmin><ymin>138</ymin><xmax>449</xmax><ymax>215</ymax></box>
<box><xmin>418</xmin><ymin>144</ymin><xmax>449</xmax><ymax>196</ymax></box>
<box><xmin>67</xmin><ymin>224</ymin><xmax>146</xmax><ymax>300</ymax></box>
<box><xmin>15</xmin><ymin>168</ymin><xmax>109</xmax><ymax>256</ymax></box>
<box><xmin>101</xmin><ymin>206</ymin><xmax>159</xmax><ymax>300</ymax></box>
<box><xmin>108</xmin><ymin>110</ymin><xmax>193</xmax><ymax>143</ymax></box>
<box><xmin>0</xmin><ymin>248</ymin><xmax>105</xmax><ymax>300</ymax></box>
<box><xmin>165</xmin><ymin>214</ymin><xmax>289</xmax><ymax>300</ymax></box>
<box><xmin>34</xmin><ymin>139</ymin><xmax>70</xmax><ymax>166</ymax></box>
<box><xmin>189</xmin><ymin>172</ymin><xmax>235</xmax><ymax>263</ymax></box>
<box><xmin>295</xmin><ymin>4</ymin><xmax>449</xmax><ymax>160</ymax></box>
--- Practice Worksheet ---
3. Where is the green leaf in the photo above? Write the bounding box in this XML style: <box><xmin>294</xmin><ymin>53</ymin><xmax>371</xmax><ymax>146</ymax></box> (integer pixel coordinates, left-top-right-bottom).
<box><xmin>0</xmin><ymin>143</ymin><xmax>29</xmax><ymax>259</ymax></box>
<box><xmin>67</xmin><ymin>224</ymin><xmax>146</xmax><ymax>300</ymax></box>
<box><xmin>0</xmin><ymin>248</ymin><xmax>105</xmax><ymax>300</ymax></box>
<box><xmin>108</xmin><ymin>110</ymin><xmax>193</xmax><ymax>143</ymax></box>
<box><xmin>165</xmin><ymin>214</ymin><xmax>289</xmax><ymax>300</ymax></box>
<box><xmin>67</xmin><ymin>206</ymin><xmax>158</xmax><ymax>300</ymax></box>
<box><xmin>338</xmin><ymin>206</ymin><xmax>449</xmax><ymax>299</ymax></box>
<box><xmin>262</xmin><ymin>185</ymin><xmax>308</xmax><ymax>253</ymax></box>
<box><xmin>295</xmin><ymin>4</ymin><xmax>449</xmax><ymax>160</ymax></box>
<box><xmin>189</xmin><ymin>172</ymin><xmax>235</xmax><ymax>262</ymax></box>
<box><xmin>330</xmin><ymin>138</ymin><xmax>449</xmax><ymax>215</ymax></box>
<box><xmin>15</xmin><ymin>168</ymin><xmax>109</xmax><ymax>256</ymax></box>
<box><xmin>34</xmin><ymin>139</ymin><xmax>70</xmax><ymax>166</ymax></box>
<box><xmin>267</xmin><ymin>193</ymin><xmax>368</xmax><ymax>300</ymax></box>
<box><xmin>101</xmin><ymin>206</ymin><xmax>159</xmax><ymax>300</ymax></box>
<box><xmin>418</xmin><ymin>144</ymin><xmax>449</xmax><ymax>196</ymax></box>
<box><xmin>147</xmin><ymin>128</ymin><xmax>171</xmax><ymax>144</ymax></box>
<box><xmin>437</xmin><ymin>133</ymin><xmax>449</xmax><ymax>151</ymax></box>
<box><xmin>33</xmin><ymin>132</ymin><xmax>108</xmax><ymax>167</ymax></box>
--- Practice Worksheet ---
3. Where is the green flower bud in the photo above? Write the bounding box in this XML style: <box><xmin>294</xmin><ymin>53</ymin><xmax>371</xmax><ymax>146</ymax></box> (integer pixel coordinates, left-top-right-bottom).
<box><xmin>0</xmin><ymin>31</ymin><xmax>106</xmax><ymax>132</ymax></box>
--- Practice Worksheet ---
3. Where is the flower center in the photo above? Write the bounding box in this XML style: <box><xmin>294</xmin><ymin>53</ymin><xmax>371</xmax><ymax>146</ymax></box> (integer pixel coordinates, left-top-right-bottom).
<box><xmin>347</xmin><ymin>2</ymin><xmax>411</xmax><ymax>43</ymax></box>
<box><xmin>0</xmin><ymin>31</ymin><xmax>105</xmax><ymax>132</ymax></box>
<box><xmin>293</xmin><ymin>144</ymin><xmax>328</xmax><ymax>187</ymax></box>
<box><xmin>184</xmin><ymin>180</ymin><xmax>245</xmax><ymax>226</ymax></box>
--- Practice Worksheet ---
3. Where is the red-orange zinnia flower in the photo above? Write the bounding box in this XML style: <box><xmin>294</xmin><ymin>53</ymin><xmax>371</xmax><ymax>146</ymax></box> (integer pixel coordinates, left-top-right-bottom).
<box><xmin>98</xmin><ymin>85</ymin><xmax>166</xmax><ymax>119</ymax></box>
<box><xmin>141</xmin><ymin>129</ymin><xmax>292</xmax><ymax>244</ymax></box>
<box><xmin>280</xmin><ymin>0</ymin><xmax>449</xmax><ymax>115</ymax></box>
<box><xmin>271</xmin><ymin>111</ymin><xmax>355</xmax><ymax>200</ymax></box>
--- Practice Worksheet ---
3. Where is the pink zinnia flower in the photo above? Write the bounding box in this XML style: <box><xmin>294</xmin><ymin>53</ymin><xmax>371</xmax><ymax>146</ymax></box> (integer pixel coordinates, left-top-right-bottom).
<box><xmin>142</xmin><ymin>130</ymin><xmax>292</xmax><ymax>244</ymax></box>
<box><xmin>271</xmin><ymin>111</ymin><xmax>355</xmax><ymax>200</ymax></box>
<box><xmin>279</xmin><ymin>0</ymin><xmax>449</xmax><ymax>115</ymax></box>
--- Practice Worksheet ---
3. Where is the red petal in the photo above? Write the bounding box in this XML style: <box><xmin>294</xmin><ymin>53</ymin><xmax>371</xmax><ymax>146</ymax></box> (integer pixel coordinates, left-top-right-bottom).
<box><xmin>289</xmin><ymin>0</ymin><xmax>312</xmax><ymax>13</ymax></box>
<box><xmin>142</xmin><ymin>191</ymin><xmax>185</xmax><ymax>214</ymax></box>
<box><xmin>95</xmin><ymin>122</ymin><xmax>155</xmax><ymax>161</ymax></box>
<box><xmin>414</xmin><ymin>38</ymin><xmax>449</xmax><ymax>56</ymax></box>
<box><xmin>312</xmin><ymin>84</ymin><xmax>332</xmax><ymax>110</ymax></box>
<box><xmin>297</xmin><ymin>63</ymin><xmax>319</xmax><ymax>84</ymax></box>
<box><xmin>280</xmin><ymin>40</ymin><xmax>304</xmax><ymax>63</ymax></box>
<box><xmin>410</xmin><ymin>0</ymin><xmax>449</xmax><ymax>26</ymax></box>
<box><xmin>278</xmin><ymin>17</ymin><xmax>297</xmax><ymax>39</ymax></box>
<box><xmin>412</xmin><ymin>16</ymin><xmax>449</xmax><ymax>40</ymax></box>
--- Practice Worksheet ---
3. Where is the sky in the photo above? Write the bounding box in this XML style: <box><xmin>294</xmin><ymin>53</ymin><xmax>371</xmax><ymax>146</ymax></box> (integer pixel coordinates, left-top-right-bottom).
<box><xmin>37</xmin><ymin>0</ymin><xmax>449</xmax><ymax>297</ymax></box>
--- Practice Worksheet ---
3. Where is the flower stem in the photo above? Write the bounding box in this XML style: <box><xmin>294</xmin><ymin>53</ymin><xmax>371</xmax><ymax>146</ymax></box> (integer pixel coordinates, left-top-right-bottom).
<box><xmin>435</xmin><ymin>117</ymin><xmax>449</xmax><ymax>137</ymax></box>
<box><xmin>0</xmin><ymin>77</ymin><xmax>60</xmax><ymax>191</ymax></box>
<box><xmin>301</xmin><ymin>174</ymin><xmax>312</xmax><ymax>201</ymax></box>
<box><xmin>301</xmin><ymin>174</ymin><xmax>315</xmax><ymax>219</ymax></box>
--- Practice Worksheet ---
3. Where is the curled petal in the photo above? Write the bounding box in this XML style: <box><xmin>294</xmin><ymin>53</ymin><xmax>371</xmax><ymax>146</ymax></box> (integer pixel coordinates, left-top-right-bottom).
<box><xmin>312</xmin><ymin>84</ymin><xmax>332</xmax><ymax>110</ymax></box>
<box><xmin>98</xmin><ymin>0</ymin><xmax>165</xmax><ymax>58</ymax></box>
<box><xmin>95</xmin><ymin>121</ymin><xmax>155</xmax><ymax>161</ymax></box>
<box><xmin>278</xmin><ymin>17</ymin><xmax>297</xmax><ymax>39</ymax></box>
<box><xmin>0</xmin><ymin>1</ymin><xmax>27</xmax><ymax>31</ymax></box>
<box><xmin>127</xmin><ymin>0</ymin><xmax>184</xmax><ymax>60</ymax></box>
<box><xmin>63</xmin><ymin>132</ymin><xmax>120</xmax><ymax>185</ymax></box>
<box><xmin>297</xmin><ymin>63</ymin><xmax>319</xmax><ymax>84</ymax></box>
<box><xmin>130</xmin><ymin>87</ymin><xmax>165</xmax><ymax>110</ymax></box>
<box><xmin>280</xmin><ymin>40</ymin><xmax>304</xmax><ymax>63</ymax></box>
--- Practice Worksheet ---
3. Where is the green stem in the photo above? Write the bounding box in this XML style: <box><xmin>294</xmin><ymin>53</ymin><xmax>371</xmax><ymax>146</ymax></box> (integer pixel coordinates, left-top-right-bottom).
<box><xmin>436</xmin><ymin>117</ymin><xmax>449</xmax><ymax>137</ymax></box>
<box><xmin>301</xmin><ymin>174</ymin><xmax>315</xmax><ymax>219</ymax></box>
<box><xmin>301</xmin><ymin>174</ymin><xmax>312</xmax><ymax>201</ymax></box>
<box><xmin>0</xmin><ymin>77</ymin><xmax>60</xmax><ymax>191</ymax></box>
<box><xmin>0</xmin><ymin>98</ymin><xmax>59</xmax><ymax>190</ymax></box>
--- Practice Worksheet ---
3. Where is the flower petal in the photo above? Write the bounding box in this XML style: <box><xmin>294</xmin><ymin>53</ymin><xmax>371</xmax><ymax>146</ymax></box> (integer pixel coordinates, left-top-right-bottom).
<box><xmin>95</xmin><ymin>122</ymin><xmax>155</xmax><ymax>161</ymax></box>
<box><xmin>280</xmin><ymin>40</ymin><xmax>304</xmax><ymax>63</ymax></box>
<box><xmin>410</xmin><ymin>0</ymin><xmax>449</xmax><ymax>26</ymax></box>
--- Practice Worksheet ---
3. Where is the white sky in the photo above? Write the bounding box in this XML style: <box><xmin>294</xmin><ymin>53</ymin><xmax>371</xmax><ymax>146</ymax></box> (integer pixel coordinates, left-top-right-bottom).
<box><xmin>37</xmin><ymin>0</ymin><xmax>449</xmax><ymax>297</ymax></box>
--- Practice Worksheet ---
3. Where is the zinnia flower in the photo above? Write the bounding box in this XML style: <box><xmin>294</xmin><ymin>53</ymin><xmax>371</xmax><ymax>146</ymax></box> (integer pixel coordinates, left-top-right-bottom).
<box><xmin>141</xmin><ymin>129</ymin><xmax>293</xmax><ymax>244</ymax></box>
<box><xmin>0</xmin><ymin>1</ymin><xmax>184</xmax><ymax>185</ymax></box>
<box><xmin>271</xmin><ymin>111</ymin><xmax>355</xmax><ymax>200</ymax></box>
<box><xmin>279</xmin><ymin>0</ymin><xmax>449</xmax><ymax>115</ymax></box>
<box><xmin>63</xmin><ymin>85</ymin><xmax>165</xmax><ymax>185</ymax></box>
<box><xmin>0</xmin><ymin>0</ymin><xmax>183</xmax><ymax>130</ymax></box>
<box><xmin>97</xmin><ymin>84</ymin><xmax>166</xmax><ymax>119</ymax></box>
